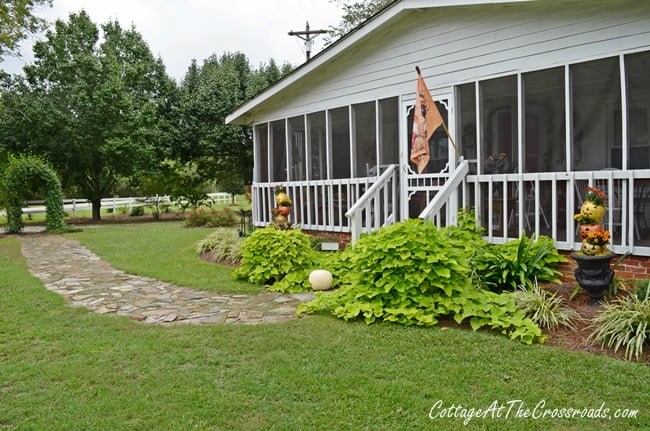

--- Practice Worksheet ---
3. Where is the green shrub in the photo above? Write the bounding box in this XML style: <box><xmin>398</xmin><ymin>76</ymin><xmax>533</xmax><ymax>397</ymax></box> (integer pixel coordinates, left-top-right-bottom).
<box><xmin>184</xmin><ymin>208</ymin><xmax>237</xmax><ymax>228</ymax></box>
<box><xmin>297</xmin><ymin>219</ymin><xmax>544</xmax><ymax>344</ymax></box>
<box><xmin>472</xmin><ymin>233</ymin><xmax>567</xmax><ymax>292</ymax></box>
<box><xmin>588</xmin><ymin>295</ymin><xmax>650</xmax><ymax>361</ymax></box>
<box><xmin>233</xmin><ymin>227</ymin><xmax>316</xmax><ymax>289</ymax></box>
<box><xmin>196</xmin><ymin>228</ymin><xmax>243</xmax><ymax>265</ymax></box>
<box><xmin>206</xmin><ymin>208</ymin><xmax>237</xmax><ymax>227</ymax></box>
<box><xmin>130</xmin><ymin>206</ymin><xmax>145</xmax><ymax>217</ymax></box>
<box><xmin>511</xmin><ymin>282</ymin><xmax>581</xmax><ymax>331</ymax></box>
<box><xmin>184</xmin><ymin>208</ymin><xmax>211</xmax><ymax>227</ymax></box>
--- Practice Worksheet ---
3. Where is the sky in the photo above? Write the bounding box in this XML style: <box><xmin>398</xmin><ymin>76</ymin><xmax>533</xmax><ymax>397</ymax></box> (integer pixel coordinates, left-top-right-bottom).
<box><xmin>0</xmin><ymin>0</ymin><xmax>343</xmax><ymax>81</ymax></box>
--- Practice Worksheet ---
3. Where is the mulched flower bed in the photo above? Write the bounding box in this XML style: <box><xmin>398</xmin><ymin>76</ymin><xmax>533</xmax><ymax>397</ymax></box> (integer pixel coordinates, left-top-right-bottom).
<box><xmin>543</xmin><ymin>283</ymin><xmax>650</xmax><ymax>363</ymax></box>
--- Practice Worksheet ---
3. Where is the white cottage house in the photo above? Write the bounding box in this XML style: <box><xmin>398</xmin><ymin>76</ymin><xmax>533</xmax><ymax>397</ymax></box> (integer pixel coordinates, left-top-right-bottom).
<box><xmin>227</xmin><ymin>0</ymin><xmax>650</xmax><ymax>258</ymax></box>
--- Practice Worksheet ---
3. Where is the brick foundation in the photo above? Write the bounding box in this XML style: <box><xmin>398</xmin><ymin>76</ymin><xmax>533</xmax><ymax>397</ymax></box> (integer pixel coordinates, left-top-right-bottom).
<box><xmin>558</xmin><ymin>250</ymin><xmax>650</xmax><ymax>283</ymax></box>
<box><xmin>302</xmin><ymin>230</ymin><xmax>351</xmax><ymax>250</ymax></box>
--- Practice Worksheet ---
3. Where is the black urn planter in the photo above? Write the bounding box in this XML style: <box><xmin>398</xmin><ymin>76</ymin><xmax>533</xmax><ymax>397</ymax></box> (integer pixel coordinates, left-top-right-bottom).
<box><xmin>569</xmin><ymin>253</ymin><xmax>616</xmax><ymax>305</ymax></box>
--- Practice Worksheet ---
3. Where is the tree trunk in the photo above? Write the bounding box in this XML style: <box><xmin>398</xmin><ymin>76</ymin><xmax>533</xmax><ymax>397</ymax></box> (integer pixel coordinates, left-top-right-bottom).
<box><xmin>91</xmin><ymin>198</ymin><xmax>102</xmax><ymax>221</ymax></box>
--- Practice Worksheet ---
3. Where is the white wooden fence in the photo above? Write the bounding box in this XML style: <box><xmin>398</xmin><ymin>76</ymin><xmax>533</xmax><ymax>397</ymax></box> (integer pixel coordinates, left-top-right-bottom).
<box><xmin>7</xmin><ymin>192</ymin><xmax>236</xmax><ymax>217</ymax></box>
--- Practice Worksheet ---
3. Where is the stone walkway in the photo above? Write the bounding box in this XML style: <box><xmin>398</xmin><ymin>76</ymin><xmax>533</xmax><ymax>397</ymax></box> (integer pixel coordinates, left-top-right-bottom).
<box><xmin>18</xmin><ymin>234</ymin><xmax>314</xmax><ymax>325</ymax></box>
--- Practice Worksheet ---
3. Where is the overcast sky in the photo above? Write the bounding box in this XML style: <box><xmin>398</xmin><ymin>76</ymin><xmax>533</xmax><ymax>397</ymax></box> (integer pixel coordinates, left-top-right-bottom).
<box><xmin>0</xmin><ymin>0</ymin><xmax>343</xmax><ymax>81</ymax></box>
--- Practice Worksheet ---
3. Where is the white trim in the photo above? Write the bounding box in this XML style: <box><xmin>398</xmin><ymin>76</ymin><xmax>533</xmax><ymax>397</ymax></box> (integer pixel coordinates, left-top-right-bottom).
<box><xmin>620</xmin><ymin>54</ymin><xmax>628</xmax><ymax>170</ymax></box>
<box><xmin>375</xmin><ymin>100</ymin><xmax>381</xmax><ymax>177</ymax></box>
<box><xmin>285</xmin><ymin>118</ymin><xmax>290</xmax><ymax>181</ymax></box>
<box><xmin>564</xmin><ymin>64</ymin><xmax>571</xmax><ymax>173</ymax></box>
<box><xmin>349</xmin><ymin>104</ymin><xmax>356</xmax><ymax>177</ymax></box>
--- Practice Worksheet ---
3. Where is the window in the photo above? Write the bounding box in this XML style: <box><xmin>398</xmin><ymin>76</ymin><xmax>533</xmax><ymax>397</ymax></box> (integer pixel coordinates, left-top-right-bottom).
<box><xmin>571</xmin><ymin>57</ymin><xmax>621</xmax><ymax>170</ymax></box>
<box><xmin>379</xmin><ymin>97</ymin><xmax>399</xmax><ymax>167</ymax></box>
<box><xmin>457</xmin><ymin>83</ymin><xmax>477</xmax><ymax>173</ymax></box>
<box><xmin>352</xmin><ymin>102</ymin><xmax>377</xmax><ymax>177</ymax></box>
<box><xmin>523</xmin><ymin>67</ymin><xmax>566</xmax><ymax>172</ymax></box>
<box><xmin>307</xmin><ymin>111</ymin><xmax>326</xmax><ymax>180</ymax></box>
<box><xmin>329</xmin><ymin>107</ymin><xmax>351</xmax><ymax>179</ymax></box>
<box><xmin>288</xmin><ymin>116</ymin><xmax>305</xmax><ymax>181</ymax></box>
<box><xmin>481</xmin><ymin>76</ymin><xmax>518</xmax><ymax>174</ymax></box>
<box><xmin>255</xmin><ymin>124</ymin><xmax>268</xmax><ymax>182</ymax></box>
<box><xmin>624</xmin><ymin>51</ymin><xmax>650</xmax><ymax>169</ymax></box>
<box><xmin>270</xmin><ymin>120</ymin><xmax>286</xmax><ymax>182</ymax></box>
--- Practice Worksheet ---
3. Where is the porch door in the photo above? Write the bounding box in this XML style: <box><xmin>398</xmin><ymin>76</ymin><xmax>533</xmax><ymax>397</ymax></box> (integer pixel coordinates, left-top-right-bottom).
<box><xmin>399</xmin><ymin>95</ymin><xmax>457</xmax><ymax>220</ymax></box>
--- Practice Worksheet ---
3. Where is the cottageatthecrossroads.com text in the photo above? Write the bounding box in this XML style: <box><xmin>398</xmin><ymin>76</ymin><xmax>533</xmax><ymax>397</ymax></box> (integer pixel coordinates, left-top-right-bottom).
<box><xmin>429</xmin><ymin>400</ymin><xmax>639</xmax><ymax>425</ymax></box>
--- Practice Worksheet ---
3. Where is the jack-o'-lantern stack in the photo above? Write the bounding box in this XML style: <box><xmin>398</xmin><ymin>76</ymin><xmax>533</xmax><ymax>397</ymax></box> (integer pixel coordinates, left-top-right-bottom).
<box><xmin>574</xmin><ymin>186</ymin><xmax>610</xmax><ymax>255</ymax></box>
<box><xmin>271</xmin><ymin>187</ymin><xmax>292</xmax><ymax>229</ymax></box>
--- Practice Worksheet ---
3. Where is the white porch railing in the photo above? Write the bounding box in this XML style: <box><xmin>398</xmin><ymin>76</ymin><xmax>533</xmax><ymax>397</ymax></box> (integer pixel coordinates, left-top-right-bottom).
<box><xmin>419</xmin><ymin>159</ymin><xmax>469</xmax><ymax>222</ymax></box>
<box><xmin>463</xmin><ymin>169</ymin><xmax>650</xmax><ymax>256</ymax></box>
<box><xmin>252</xmin><ymin>176</ymin><xmax>379</xmax><ymax>232</ymax></box>
<box><xmin>345</xmin><ymin>164</ymin><xmax>399</xmax><ymax>241</ymax></box>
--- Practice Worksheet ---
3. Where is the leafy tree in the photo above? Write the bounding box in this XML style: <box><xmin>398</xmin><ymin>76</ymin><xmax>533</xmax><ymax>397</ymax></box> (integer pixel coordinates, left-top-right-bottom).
<box><xmin>139</xmin><ymin>160</ymin><xmax>213</xmax><ymax>212</ymax></box>
<box><xmin>170</xmin><ymin>54</ymin><xmax>292</xmax><ymax>196</ymax></box>
<box><xmin>0</xmin><ymin>0</ymin><xmax>52</xmax><ymax>62</ymax></box>
<box><xmin>326</xmin><ymin>0</ymin><xmax>394</xmax><ymax>44</ymax></box>
<box><xmin>0</xmin><ymin>11</ymin><xmax>176</xmax><ymax>219</ymax></box>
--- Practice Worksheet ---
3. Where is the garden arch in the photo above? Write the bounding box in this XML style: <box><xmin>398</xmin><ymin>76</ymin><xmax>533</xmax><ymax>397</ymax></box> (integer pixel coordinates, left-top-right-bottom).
<box><xmin>1</xmin><ymin>155</ymin><xmax>67</xmax><ymax>233</ymax></box>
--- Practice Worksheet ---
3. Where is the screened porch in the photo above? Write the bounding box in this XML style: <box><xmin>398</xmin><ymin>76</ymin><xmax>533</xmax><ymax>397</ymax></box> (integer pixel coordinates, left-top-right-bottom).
<box><xmin>251</xmin><ymin>49</ymin><xmax>650</xmax><ymax>256</ymax></box>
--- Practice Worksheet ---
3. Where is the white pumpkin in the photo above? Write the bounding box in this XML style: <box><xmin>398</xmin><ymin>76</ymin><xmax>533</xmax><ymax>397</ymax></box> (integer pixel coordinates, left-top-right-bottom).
<box><xmin>309</xmin><ymin>269</ymin><xmax>333</xmax><ymax>291</ymax></box>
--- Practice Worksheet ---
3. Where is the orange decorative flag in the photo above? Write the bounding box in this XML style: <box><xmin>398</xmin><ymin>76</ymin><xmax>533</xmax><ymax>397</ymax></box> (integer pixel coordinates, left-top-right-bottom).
<box><xmin>410</xmin><ymin>68</ymin><xmax>443</xmax><ymax>173</ymax></box>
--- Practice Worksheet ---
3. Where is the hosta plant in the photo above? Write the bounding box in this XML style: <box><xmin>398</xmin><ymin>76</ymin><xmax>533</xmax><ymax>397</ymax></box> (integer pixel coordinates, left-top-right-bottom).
<box><xmin>588</xmin><ymin>295</ymin><xmax>650</xmax><ymax>361</ymax></box>
<box><xmin>472</xmin><ymin>233</ymin><xmax>567</xmax><ymax>292</ymax></box>
<box><xmin>297</xmin><ymin>219</ymin><xmax>545</xmax><ymax>344</ymax></box>
<box><xmin>511</xmin><ymin>282</ymin><xmax>581</xmax><ymax>331</ymax></box>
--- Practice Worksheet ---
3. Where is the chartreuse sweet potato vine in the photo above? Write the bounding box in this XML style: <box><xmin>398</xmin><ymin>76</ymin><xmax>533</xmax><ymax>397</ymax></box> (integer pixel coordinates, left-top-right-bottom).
<box><xmin>233</xmin><ymin>226</ymin><xmax>317</xmax><ymax>292</ymax></box>
<box><xmin>297</xmin><ymin>219</ymin><xmax>545</xmax><ymax>344</ymax></box>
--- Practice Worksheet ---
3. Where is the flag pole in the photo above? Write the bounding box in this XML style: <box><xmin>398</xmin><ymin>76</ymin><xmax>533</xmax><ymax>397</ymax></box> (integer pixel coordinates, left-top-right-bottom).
<box><xmin>415</xmin><ymin>66</ymin><xmax>461</xmax><ymax>158</ymax></box>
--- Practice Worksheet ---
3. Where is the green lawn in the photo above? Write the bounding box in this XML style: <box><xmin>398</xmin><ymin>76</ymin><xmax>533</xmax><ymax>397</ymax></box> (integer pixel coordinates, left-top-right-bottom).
<box><xmin>65</xmin><ymin>222</ymin><xmax>261</xmax><ymax>294</ymax></box>
<box><xmin>1</xmin><ymin>230</ymin><xmax>649</xmax><ymax>430</ymax></box>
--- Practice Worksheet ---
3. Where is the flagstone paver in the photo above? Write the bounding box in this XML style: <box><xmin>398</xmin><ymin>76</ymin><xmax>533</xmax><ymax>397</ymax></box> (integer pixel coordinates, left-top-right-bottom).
<box><xmin>18</xmin><ymin>234</ymin><xmax>314</xmax><ymax>325</ymax></box>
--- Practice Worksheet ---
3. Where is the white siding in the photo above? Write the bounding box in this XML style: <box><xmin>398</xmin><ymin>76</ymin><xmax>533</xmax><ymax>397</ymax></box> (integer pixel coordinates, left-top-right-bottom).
<box><xmin>248</xmin><ymin>0</ymin><xmax>650</xmax><ymax>123</ymax></box>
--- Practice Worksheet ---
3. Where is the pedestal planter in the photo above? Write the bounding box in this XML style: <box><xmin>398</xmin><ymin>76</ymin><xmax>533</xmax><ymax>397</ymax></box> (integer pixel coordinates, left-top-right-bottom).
<box><xmin>570</xmin><ymin>253</ymin><xmax>616</xmax><ymax>305</ymax></box>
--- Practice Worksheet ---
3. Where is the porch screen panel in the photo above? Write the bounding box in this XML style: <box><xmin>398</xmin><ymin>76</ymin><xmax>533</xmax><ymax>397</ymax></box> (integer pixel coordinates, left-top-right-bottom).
<box><xmin>353</xmin><ymin>102</ymin><xmax>376</xmax><ymax>177</ymax></box>
<box><xmin>523</xmin><ymin>67</ymin><xmax>566</xmax><ymax>173</ymax></box>
<box><xmin>571</xmin><ymin>57</ymin><xmax>621</xmax><ymax>171</ymax></box>
<box><xmin>255</xmin><ymin>124</ymin><xmax>269</xmax><ymax>182</ymax></box>
<box><xmin>480</xmin><ymin>76</ymin><xmax>518</xmax><ymax>175</ymax></box>
<box><xmin>307</xmin><ymin>111</ymin><xmax>326</xmax><ymax>180</ymax></box>
<box><xmin>625</xmin><ymin>51</ymin><xmax>650</xmax><ymax>169</ymax></box>
<box><xmin>270</xmin><ymin>120</ymin><xmax>287</xmax><ymax>182</ymax></box>
<box><xmin>457</xmin><ymin>83</ymin><xmax>477</xmax><ymax>174</ymax></box>
<box><xmin>288</xmin><ymin>116</ymin><xmax>305</xmax><ymax>181</ymax></box>
<box><xmin>379</xmin><ymin>97</ymin><xmax>399</xmax><ymax>167</ymax></box>
<box><xmin>406</xmin><ymin>101</ymin><xmax>449</xmax><ymax>174</ymax></box>
<box><xmin>330</xmin><ymin>107</ymin><xmax>351</xmax><ymax>179</ymax></box>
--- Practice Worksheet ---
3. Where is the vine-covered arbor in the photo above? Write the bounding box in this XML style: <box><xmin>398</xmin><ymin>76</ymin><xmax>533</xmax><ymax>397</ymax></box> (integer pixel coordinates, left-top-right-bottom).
<box><xmin>1</xmin><ymin>155</ymin><xmax>67</xmax><ymax>233</ymax></box>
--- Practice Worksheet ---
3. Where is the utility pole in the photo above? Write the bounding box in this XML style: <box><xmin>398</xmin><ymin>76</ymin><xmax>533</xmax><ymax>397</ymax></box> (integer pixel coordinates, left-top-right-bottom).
<box><xmin>288</xmin><ymin>21</ymin><xmax>329</xmax><ymax>62</ymax></box>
